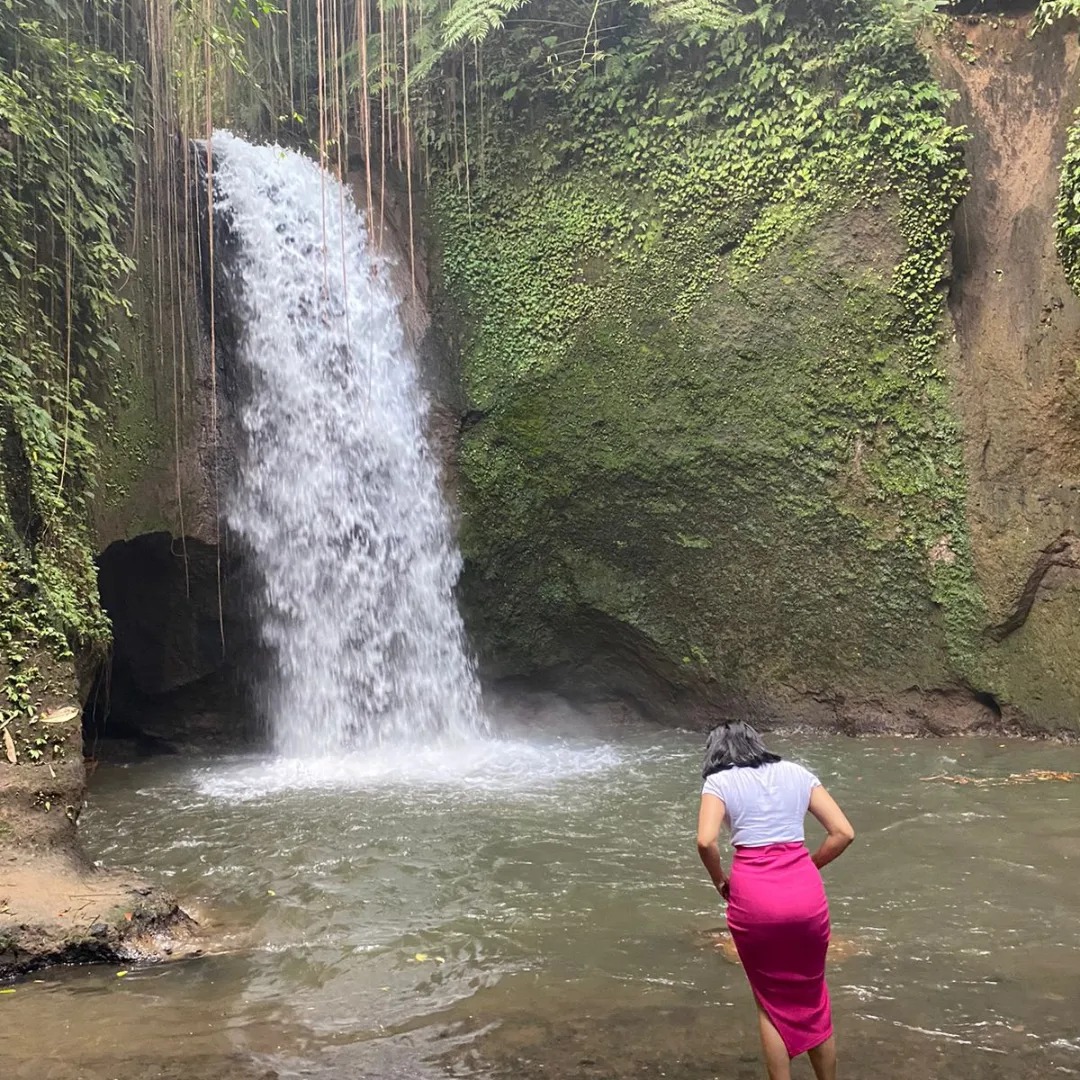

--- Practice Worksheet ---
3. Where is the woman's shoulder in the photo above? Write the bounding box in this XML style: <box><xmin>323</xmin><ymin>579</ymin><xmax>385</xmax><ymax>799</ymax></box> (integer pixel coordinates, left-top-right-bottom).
<box><xmin>774</xmin><ymin>759</ymin><xmax>820</xmax><ymax>785</ymax></box>
<box><xmin>702</xmin><ymin>769</ymin><xmax>728</xmax><ymax>797</ymax></box>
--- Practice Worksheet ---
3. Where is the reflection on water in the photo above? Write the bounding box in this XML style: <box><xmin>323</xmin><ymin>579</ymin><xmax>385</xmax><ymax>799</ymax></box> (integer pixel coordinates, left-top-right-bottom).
<box><xmin>4</xmin><ymin>722</ymin><xmax>1080</xmax><ymax>1080</ymax></box>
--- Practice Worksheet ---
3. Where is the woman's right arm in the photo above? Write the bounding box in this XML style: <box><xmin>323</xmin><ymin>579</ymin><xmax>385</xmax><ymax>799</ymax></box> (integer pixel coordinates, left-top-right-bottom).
<box><xmin>697</xmin><ymin>793</ymin><xmax>730</xmax><ymax>898</ymax></box>
<box><xmin>807</xmin><ymin>785</ymin><xmax>855</xmax><ymax>870</ymax></box>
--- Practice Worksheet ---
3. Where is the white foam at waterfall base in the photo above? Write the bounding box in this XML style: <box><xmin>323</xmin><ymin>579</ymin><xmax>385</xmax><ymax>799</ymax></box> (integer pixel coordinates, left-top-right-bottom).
<box><xmin>191</xmin><ymin>736</ymin><xmax>626</xmax><ymax>801</ymax></box>
<box><xmin>213</xmin><ymin>132</ymin><xmax>488</xmax><ymax>757</ymax></box>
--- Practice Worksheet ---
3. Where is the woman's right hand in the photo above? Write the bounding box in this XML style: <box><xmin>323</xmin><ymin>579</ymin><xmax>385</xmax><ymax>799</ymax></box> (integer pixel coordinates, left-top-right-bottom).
<box><xmin>718</xmin><ymin>880</ymin><xmax>730</xmax><ymax>902</ymax></box>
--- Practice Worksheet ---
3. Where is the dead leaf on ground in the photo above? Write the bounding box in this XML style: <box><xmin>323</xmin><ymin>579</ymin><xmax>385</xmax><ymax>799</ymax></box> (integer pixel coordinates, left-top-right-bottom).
<box><xmin>39</xmin><ymin>706</ymin><xmax>79</xmax><ymax>726</ymax></box>
<box><xmin>3</xmin><ymin>729</ymin><xmax>16</xmax><ymax>765</ymax></box>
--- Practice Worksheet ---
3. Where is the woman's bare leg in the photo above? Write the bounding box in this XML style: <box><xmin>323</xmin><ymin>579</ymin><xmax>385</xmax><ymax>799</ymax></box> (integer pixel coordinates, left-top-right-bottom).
<box><xmin>755</xmin><ymin>1005</ymin><xmax>792</xmax><ymax>1080</ymax></box>
<box><xmin>807</xmin><ymin>1035</ymin><xmax>837</xmax><ymax>1080</ymax></box>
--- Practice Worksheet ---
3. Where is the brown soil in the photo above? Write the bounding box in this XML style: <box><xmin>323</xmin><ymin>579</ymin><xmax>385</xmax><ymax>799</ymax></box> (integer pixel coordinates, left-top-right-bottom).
<box><xmin>937</xmin><ymin>18</ymin><xmax>1080</xmax><ymax>559</ymax></box>
<box><xmin>0</xmin><ymin>678</ymin><xmax>197</xmax><ymax>980</ymax></box>
<box><xmin>0</xmin><ymin>854</ymin><xmax>200</xmax><ymax>979</ymax></box>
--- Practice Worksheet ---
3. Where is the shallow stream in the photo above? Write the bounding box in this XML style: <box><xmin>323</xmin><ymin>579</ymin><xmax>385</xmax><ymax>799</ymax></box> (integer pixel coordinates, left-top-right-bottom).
<box><xmin>5</xmin><ymin>717</ymin><xmax>1080</xmax><ymax>1079</ymax></box>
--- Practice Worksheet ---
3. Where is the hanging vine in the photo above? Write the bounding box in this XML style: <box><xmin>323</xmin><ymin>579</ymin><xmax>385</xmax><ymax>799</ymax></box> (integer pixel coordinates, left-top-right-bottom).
<box><xmin>0</xmin><ymin>0</ymin><xmax>134</xmax><ymax>749</ymax></box>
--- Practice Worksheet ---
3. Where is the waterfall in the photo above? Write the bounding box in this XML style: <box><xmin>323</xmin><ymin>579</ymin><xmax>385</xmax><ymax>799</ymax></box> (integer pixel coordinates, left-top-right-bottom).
<box><xmin>211</xmin><ymin>132</ymin><xmax>487</xmax><ymax>757</ymax></box>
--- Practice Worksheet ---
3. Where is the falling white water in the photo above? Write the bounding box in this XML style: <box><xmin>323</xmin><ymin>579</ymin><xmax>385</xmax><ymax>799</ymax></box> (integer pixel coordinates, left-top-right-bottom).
<box><xmin>212</xmin><ymin>132</ymin><xmax>487</xmax><ymax>757</ymax></box>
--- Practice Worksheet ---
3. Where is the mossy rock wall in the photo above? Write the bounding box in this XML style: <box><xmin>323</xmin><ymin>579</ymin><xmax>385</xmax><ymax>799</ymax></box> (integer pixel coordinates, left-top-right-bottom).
<box><xmin>92</xmin><ymin>227</ymin><xmax>218</xmax><ymax>550</ymax></box>
<box><xmin>447</xmin><ymin>196</ymin><xmax>978</xmax><ymax>726</ymax></box>
<box><xmin>433</xmin><ymin>6</ymin><xmax>1077</xmax><ymax>731</ymax></box>
<box><xmin>934</xmin><ymin>18</ymin><xmax>1080</xmax><ymax>733</ymax></box>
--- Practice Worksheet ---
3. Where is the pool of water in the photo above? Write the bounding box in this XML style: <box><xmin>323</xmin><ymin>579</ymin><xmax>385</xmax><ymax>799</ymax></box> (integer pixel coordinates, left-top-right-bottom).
<box><xmin>5</xmin><ymin>715</ymin><xmax>1080</xmax><ymax>1079</ymax></box>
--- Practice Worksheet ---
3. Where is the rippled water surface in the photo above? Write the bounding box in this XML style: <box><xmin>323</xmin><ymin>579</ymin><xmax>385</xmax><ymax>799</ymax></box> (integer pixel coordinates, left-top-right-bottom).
<box><xmin>6</xmin><ymin>718</ymin><xmax>1080</xmax><ymax>1079</ymax></box>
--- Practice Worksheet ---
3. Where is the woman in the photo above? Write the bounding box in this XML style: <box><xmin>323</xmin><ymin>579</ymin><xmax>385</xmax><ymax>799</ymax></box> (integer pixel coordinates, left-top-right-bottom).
<box><xmin>696</xmin><ymin>721</ymin><xmax>855</xmax><ymax>1080</ymax></box>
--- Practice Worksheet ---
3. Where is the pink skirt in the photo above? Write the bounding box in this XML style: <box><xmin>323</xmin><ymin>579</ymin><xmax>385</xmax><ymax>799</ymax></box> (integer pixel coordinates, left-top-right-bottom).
<box><xmin>726</xmin><ymin>842</ymin><xmax>832</xmax><ymax>1057</ymax></box>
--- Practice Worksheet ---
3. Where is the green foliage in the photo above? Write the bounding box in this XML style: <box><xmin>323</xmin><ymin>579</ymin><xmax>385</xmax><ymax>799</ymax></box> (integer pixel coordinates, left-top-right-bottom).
<box><xmin>1056</xmin><ymin>113</ymin><xmax>1080</xmax><ymax>301</ymax></box>
<box><xmin>1052</xmin><ymin>0</ymin><xmax>1080</xmax><ymax>303</ymax></box>
<box><xmin>635</xmin><ymin>0</ymin><xmax>738</xmax><ymax>32</ymax></box>
<box><xmin>0</xmin><ymin>0</ymin><xmax>133</xmax><ymax>734</ymax></box>
<box><xmin>171</xmin><ymin>0</ymin><xmax>289</xmax><ymax>134</ymax></box>
<box><xmin>436</xmin><ymin>0</ymin><xmax>988</xmax><ymax>689</ymax></box>
<box><xmin>182</xmin><ymin>0</ymin><xmax>945</xmax><ymax>184</ymax></box>
<box><xmin>1033</xmin><ymin>0</ymin><xmax>1080</xmax><ymax>32</ymax></box>
<box><xmin>440</xmin><ymin>0</ymin><xmax>531</xmax><ymax>48</ymax></box>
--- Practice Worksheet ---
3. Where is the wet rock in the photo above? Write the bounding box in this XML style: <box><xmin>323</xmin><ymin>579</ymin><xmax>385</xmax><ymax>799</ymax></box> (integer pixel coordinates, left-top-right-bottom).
<box><xmin>0</xmin><ymin>857</ymin><xmax>200</xmax><ymax>980</ymax></box>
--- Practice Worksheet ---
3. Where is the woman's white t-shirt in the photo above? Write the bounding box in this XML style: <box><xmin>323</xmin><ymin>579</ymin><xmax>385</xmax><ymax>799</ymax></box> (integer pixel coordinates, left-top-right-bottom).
<box><xmin>701</xmin><ymin>760</ymin><xmax>820</xmax><ymax>848</ymax></box>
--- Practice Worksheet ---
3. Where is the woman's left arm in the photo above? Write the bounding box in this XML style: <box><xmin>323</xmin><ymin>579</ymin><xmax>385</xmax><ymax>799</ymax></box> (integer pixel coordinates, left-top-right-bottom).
<box><xmin>697</xmin><ymin>794</ymin><xmax>729</xmax><ymax>899</ymax></box>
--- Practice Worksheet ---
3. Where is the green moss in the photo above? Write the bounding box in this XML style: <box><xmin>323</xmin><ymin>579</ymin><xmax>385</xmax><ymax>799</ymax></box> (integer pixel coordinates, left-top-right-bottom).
<box><xmin>92</xmin><ymin>260</ymin><xmax>195</xmax><ymax>543</ymax></box>
<box><xmin>457</xmin><ymin>213</ymin><xmax>969</xmax><ymax>688</ymax></box>
<box><xmin>0</xmin><ymin>3</ymin><xmax>133</xmax><ymax>730</ymax></box>
<box><xmin>1057</xmin><ymin>111</ymin><xmax>1080</xmax><ymax>335</ymax></box>
<box><xmin>436</xmin><ymin>0</ymin><xmax>988</xmax><ymax>700</ymax></box>
<box><xmin>991</xmin><ymin>597</ymin><xmax>1080</xmax><ymax>727</ymax></box>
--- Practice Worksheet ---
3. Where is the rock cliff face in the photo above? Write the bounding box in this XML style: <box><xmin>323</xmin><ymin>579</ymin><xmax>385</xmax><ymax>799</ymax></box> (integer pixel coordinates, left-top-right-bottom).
<box><xmin>934</xmin><ymin>17</ymin><xmax>1080</xmax><ymax>731</ymax></box>
<box><xmin>437</xmin><ymin>13</ymin><xmax>1080</xmax><ymax>734</ymax></box>
<box><xmin>0</xmin><ymin>146</ymin><xmax>216</xmax><ymax>975</ymax></box>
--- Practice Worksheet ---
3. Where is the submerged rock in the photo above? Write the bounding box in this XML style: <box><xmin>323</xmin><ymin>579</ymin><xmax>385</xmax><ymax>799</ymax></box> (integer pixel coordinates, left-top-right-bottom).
<box><xmin>698</xmin><ymin>925</ymin><xmax>866</xmax><ymax>967</ymax></box>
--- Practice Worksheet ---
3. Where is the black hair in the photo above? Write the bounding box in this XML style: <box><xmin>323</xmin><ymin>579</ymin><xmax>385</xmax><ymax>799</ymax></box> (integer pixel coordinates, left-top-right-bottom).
<box><xmin>701</xmin><ymin>720</ymin><xmax>781</xmax><ymax>779</ymax></box>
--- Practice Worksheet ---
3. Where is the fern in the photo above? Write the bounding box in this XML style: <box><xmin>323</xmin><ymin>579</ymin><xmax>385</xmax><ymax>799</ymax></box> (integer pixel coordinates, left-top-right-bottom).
<box><xmin>634</xmin><ymin>0</ymin><xmax>739</xmax><ymax>31</ymax></box>
<box><xmin>440</xmin><ymin>0</ymin><xmax>530</xmax><ymax>49</ymax></box>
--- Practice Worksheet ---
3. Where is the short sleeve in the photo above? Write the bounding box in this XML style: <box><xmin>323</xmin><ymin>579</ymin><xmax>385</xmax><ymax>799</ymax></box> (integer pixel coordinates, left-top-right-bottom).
<box><xmin>702</xmin><ymin>772</ymin><xmax>726</xmax><ymax>800</ymax></box>
<box><xmin>802</xmin><ymin>764</ymin><xmax>821</xmax><ymax>792</ymax></box>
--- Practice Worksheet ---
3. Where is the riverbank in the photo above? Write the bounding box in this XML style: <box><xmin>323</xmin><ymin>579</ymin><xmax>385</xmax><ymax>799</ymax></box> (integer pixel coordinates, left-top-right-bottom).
<box><xmin>0</xmin><ymin>694</ymin><xmax>198</xmax><ymax>979</ymax></box>
<box><xmin>0</xmin><ymin>855</ymin><xmax>198</xmax><ymax>979</ymax></box>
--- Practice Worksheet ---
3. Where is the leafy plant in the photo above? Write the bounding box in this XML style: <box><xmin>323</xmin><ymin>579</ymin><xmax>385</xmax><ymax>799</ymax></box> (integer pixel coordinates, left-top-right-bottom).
<box><xmin>1057</xmin><ymin>112</ymin><xmax>1080</xmax><ymax>297</ymax></box>
<box><xmin>0</xmin><ymin>0</ymin><xmax>133</xmax><ymax>742</ymax></box>
<box><xmin>1033</xmin><ymin>0</ymin><xmax>1080</xmax><ymax>32</ymax></box>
